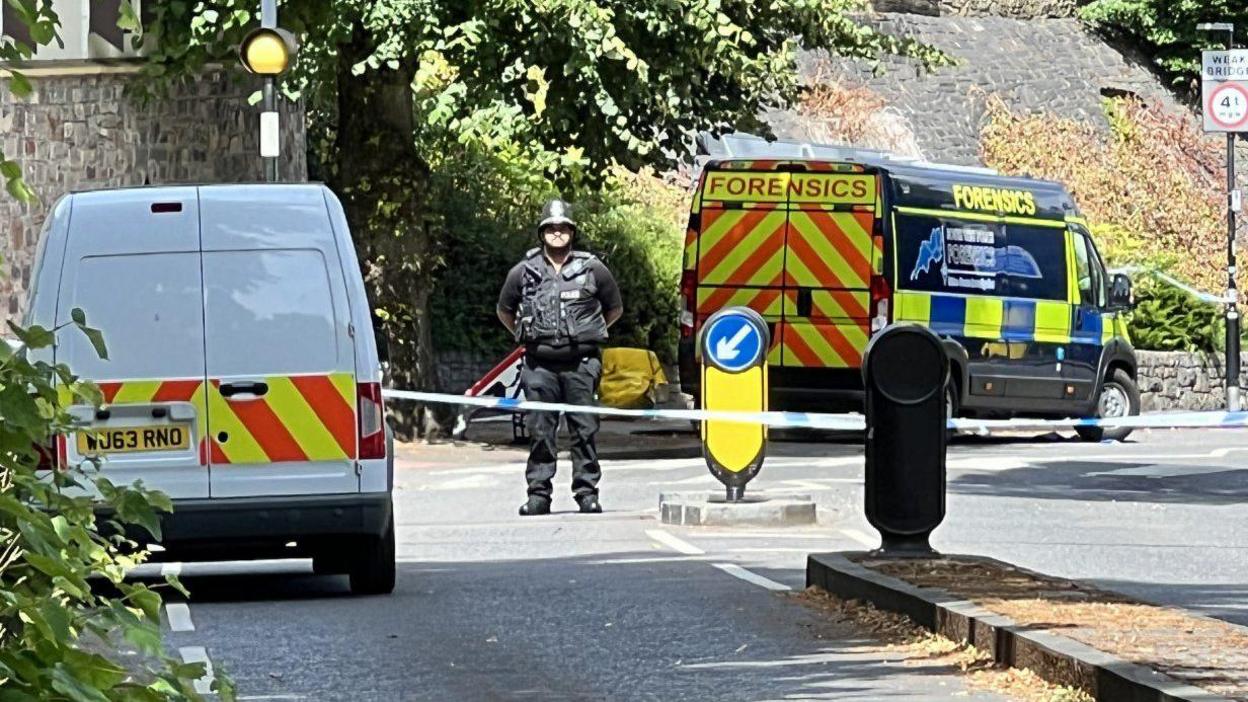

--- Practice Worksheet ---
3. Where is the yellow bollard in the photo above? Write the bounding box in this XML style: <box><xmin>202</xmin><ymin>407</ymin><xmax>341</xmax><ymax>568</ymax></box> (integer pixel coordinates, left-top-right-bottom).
<box><xmin>700</xmin><ymin>307</ymin><xmax>770</xmax><ymax>501</ymax></box>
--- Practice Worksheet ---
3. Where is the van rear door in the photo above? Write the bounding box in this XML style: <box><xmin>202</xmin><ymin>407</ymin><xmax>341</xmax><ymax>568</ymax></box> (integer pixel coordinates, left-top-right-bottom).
<box><xmin>778</xmin><ymin>167</ymin><xmax>877</xmax><ymax>370</ymax></box>
<box><xmin>694</xmin><ymin>164</ymin><xmax>789</xmax><ymax>364</ymax></box>
<box><xmin>199</xmin><ymin>186</ymin><xmax>359</xmax><ymax>498</ymax></box>
<box><xmin>56</xmin><ymin>188</ymin><xmax>210</xmax><ymax>499</ymax></box>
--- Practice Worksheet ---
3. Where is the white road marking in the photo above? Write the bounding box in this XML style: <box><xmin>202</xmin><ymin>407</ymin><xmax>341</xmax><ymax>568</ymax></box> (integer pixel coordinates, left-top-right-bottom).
<box><xmin>589</xmin><ymin>555</ymin><xmax>715</xmax><ymax>565</ymax></box>
<box><xmin>946</xmin><ymin>456</ymin><xmax>1030</xmax><ymax>471</ymax></box>
<box><xmin>165</xmin><ymin>603</ymin><xmax>194</xmax><ymax>632</ymax></box>
<box><xmin>1063</xmin><ymin>447</ymin><xmax>1248</xmax><ymax>462</ymax></box>
<box><xmin>238</xmin><ymin>696</ymin><xmax>307</xmax><ymax>701</ymax></box>
<box><xmin>178</xmin><ymin>646</ymin><xmax>215</xmax><ymax>695</ymax></box>
<box><xmin>782</xmin><ymin>479</ymin><xmax>835</xmax><ymax>490</ymax></box>
<box><xmin>711</xmin><ymin>563</ymin><xmax>792</xmax><ymax>592</ymax></box>
<box><xmin>684</xmin><ymin>531</ymin><xmax>832</xmax><ymax>540</ymax></box>
<box><xmin>427</xmin><ymin>474</ymin><xmax>497</xmax><ymax>490</ymax></box>
<box><xmin>724</xmin><ymin>547</ymin><xmax>819</xmax><ymax>553</ymax></box>
<box><xmin>839</xmin><ymin>528</ymin><xmax>877</xmax><ymax>548</ymax></box>
<box><xmin>649</xmin><ymin>475</ymin><xmax>720</xmax><ymax>486</ymax></box>
<box><xmin>645</xmin><ymin>529</ymin><xmax>705</xmax><ymax>555</ymax></box>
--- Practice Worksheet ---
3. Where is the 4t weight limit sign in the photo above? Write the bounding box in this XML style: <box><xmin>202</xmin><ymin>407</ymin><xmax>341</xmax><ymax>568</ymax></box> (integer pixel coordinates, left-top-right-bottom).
<box><xmin>1207</xmin><ymin>82</ymin><xmax>1248</xmax><ymax>132</ymax></box>
<box><xmin>1203</xmin><ymin>50</ymin><xmax>1248</xmax><ymax>133</ymax></box>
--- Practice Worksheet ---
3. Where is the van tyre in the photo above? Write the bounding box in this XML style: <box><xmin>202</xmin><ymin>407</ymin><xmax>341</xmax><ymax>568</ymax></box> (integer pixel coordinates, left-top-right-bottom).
<box><xmin>944</xmin><ymin>381</ymin><xmax>959</xmax><ymax>439</ymax></box>
<box><xmin>312</xmin><ymin>547</ymin><xmax>351</xmax><ymax>576</ymax></box>
<box><xmin>349</xmin><ymin>515</ymin><xmax>396</xmax><ymax>596</ymax></box>
<box><xmin>1076</xmin><ymin>369</ymin><xmax>1139</xmax><ymax>443</ymax></box>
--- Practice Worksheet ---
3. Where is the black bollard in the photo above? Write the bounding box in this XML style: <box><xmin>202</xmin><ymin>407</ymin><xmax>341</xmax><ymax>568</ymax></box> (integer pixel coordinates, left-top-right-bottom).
<box><xmin>862</xmin><ymin>324</ymin><xmax>949</xmax><ymax>555</ymax></box>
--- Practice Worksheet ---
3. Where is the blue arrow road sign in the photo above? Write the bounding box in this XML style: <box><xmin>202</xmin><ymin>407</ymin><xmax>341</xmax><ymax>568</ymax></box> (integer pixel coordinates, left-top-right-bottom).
<box><xmin>703</xmin><ymin>312</ymin><xmax>764</xmax><ymax>372</ymax></box>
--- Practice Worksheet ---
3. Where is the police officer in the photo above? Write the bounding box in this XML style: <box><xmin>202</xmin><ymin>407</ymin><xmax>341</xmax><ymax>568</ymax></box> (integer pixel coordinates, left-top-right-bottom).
<box><xmin>497</xmin><ymin>198</ymin><xmax>623</xmax><ymax>516</ymax></box>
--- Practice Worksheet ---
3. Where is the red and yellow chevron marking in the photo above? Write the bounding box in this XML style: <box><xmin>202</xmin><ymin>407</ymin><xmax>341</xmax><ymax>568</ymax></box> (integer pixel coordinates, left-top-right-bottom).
<box><xmin>697</xmin><ymin>287</ymin><xmax>785</xmax><ymax>318</ymax></box>
<box><xmin>696</xmin><ymin>208</ymin><xmax>786</xmax><ymax>287</ymax></box>
<box><xmin>207</xmin><ymin>373</ymin><xmax>356</xmax><ymax>465</ymax></box>
<box><xmin>784</xmin><ymin>211</ymin><xmax>875</xmax><ymax>290</ymax></box>
<box><xmin>779</xmin><ymin>322</ymin><xmax>869</xmax><ymax>368</ymax></box>
<box><xmin>73</xmin><ymin>374</ymin><xmax>357</xmax><ymax>465</ymax></box>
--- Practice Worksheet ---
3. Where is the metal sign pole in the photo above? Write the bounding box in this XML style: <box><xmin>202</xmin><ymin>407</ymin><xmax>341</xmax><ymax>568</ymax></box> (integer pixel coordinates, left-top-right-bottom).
<box><xmin>1200</xmin><ymin>30</ymin><xmax>1244</xmax><ymax>410</ymax></box>
<box><xmin>261</xmin><ymin>0</ymin><xmax>279</xmax><ymax>183</ymax></box>
<box><xmin>1229</xmin><ymin>132</ymin><xmax>1240</xmax><ymax>411</ymax></box>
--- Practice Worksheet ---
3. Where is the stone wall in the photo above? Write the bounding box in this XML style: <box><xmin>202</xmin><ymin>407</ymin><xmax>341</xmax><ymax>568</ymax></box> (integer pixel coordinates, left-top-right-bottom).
<box><xmin>1137</xmin><ymin>351</ymin><xmax>1248</xmax><ymax>412</ymax></box>
<box><xmin>777</xmin><ymin>14</ymin><xmax>1181</xmax><ymax>167</ymax></box>
<box><xmin>871</xmin><ymin>0</ymin><xmax>1076</xmax><ymax>18</ymax></box>
<box><xmin>0</xmin><ymin>66</ymin><xmax>307</xmax><ymax>327</ymax></box>
<box><xmin>437</xmin><ymin>350</ymin><xmax>505</xmax><ymax>394</ymax></box>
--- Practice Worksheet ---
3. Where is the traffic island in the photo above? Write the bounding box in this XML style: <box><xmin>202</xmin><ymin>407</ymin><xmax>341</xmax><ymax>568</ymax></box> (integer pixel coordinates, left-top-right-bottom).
<box><xmin>659</xmin><ymin>492</ymin><xmax>816</xmax><ymax>527</ymax></box>
<box><xmin>807</xmin><ymin>552</ymin><xmax>1246</xmax><ymax>702</ymax></box>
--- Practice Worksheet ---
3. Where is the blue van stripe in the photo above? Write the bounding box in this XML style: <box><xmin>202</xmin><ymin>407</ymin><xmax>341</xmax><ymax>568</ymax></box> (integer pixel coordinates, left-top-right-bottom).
<box><xmin>929</xmin><ymin>295</ymin><xmax>966</xmax><ymax>336</ymax></box>
<box><xmin>1002</xmin><ymin>299</ymin><xmax>1036</xmax><ymax>341</ymax></box>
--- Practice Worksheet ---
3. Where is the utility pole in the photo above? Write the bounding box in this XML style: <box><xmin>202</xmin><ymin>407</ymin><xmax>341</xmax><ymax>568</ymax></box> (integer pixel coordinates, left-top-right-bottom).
<box><xmin>260</xmin><ymin>0</ymin><xmax>279</xmax><ymax>182</ymax></box>
<box><xmin>1199</xmin><ymin>22</ymin><xmax>1243</xmax><ymax>411</ymax></box>
<box><xmin>240</xmin><ymin>0</ymin><xmax>297</xmax><ymax>183</ymax></box>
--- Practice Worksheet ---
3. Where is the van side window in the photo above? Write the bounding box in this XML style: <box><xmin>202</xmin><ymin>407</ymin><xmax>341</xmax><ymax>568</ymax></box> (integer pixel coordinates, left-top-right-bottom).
<box><xmin>1071</xmin><ymin>230</ymin><xmax>1094</xmax><ymax>303</ymax></box>
<box><xmin>1087</xmin><ymin>234</ymin><xmax>1108</xmax><ymax>307</ymax></box>
<box><xmin>895</xmin><ymin>213</ymin><xmax>1005</xmax><ymax>297</ymax></box>
<box><xmin>1071</xmin><ymin>228</ymin><xmax>1107</xmax><ymax>307</ymax></box>
<box><xmin>1003</xmin><ymin>225</ymin><xmax>1068</xmax><ymax>301</ymax></box>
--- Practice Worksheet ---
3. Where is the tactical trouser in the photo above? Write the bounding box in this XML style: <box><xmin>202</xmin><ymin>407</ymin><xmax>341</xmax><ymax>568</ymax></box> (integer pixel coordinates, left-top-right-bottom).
<box><xmin>520</xmin><ymin>353</ymin><xmax>603</xmax><ymax>502</ymax></box>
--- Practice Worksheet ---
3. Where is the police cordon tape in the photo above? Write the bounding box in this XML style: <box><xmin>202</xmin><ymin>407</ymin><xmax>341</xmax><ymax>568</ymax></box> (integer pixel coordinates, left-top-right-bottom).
<box><xmin>381</xmin><ymin>389</ymin><xmax>1248</xmax><ymax>434</ymax></box>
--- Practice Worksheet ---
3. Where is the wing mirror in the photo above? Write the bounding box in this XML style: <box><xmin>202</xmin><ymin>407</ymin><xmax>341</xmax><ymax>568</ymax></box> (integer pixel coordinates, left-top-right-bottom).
<box><xmin>1107</xmin><ymin>273</ymin><xmax>1133</xmax><ymax>311</ymax></box>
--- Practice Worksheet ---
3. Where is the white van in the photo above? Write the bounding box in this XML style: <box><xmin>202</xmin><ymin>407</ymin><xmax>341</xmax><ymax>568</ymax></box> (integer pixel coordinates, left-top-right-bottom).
<box><xmin>25</xmin><ymin>184</ymin><xmax>395</xmax><ymax>595</ymax></box>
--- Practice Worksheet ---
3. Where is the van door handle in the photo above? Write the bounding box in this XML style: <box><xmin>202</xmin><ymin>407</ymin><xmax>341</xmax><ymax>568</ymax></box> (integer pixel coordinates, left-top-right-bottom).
<box><xmin>796</xmin><ymin>289</ymin><xmax>814</xmax><ymax>317</ymax></box>
<box><xmin>219</xmin><ymin>381</ymin><xmax>269</xmax><ymax>398</ymax></box>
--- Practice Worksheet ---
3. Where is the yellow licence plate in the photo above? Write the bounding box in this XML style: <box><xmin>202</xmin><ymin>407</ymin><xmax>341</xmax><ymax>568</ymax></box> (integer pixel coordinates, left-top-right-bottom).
<box><xmin>77</xmin><ymin>425</ymin><xmax>191</xmax><ymax>455</ymax></box>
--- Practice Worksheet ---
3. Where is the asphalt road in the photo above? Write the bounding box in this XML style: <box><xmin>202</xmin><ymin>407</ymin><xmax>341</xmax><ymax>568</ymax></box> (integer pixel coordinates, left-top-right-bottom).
<box><xmin>144</xmin><ymin>421</ymin><xmax>1248</xmax><ymax>700</ymax></box>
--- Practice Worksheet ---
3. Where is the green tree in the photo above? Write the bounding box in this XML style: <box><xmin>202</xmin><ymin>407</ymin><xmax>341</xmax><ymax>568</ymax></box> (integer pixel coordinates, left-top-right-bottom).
<box><xmin>3</xmin><ymin>8</ymin><xmax>222</xmax><ymax>698</ymax></box>
<box><xmin>135</xmin><ymin>0</ymin><xmax>945</xmax><ymax>432</ymax></box>
<box><xmin>1081</xmin><ymin>0</ymin><xmax>1245</xmax><ymax>91</ymax></box>
<box><xmin>1</xmin><ymin>316</ymin><xmax>221</xmax><ymax>700</ymax></box>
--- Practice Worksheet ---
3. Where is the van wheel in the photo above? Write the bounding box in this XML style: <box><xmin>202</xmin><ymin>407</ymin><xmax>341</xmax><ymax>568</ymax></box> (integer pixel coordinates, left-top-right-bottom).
<box><xmin>945</xmin><ymin>381</ymin><xmax>959</xmax><ymax>438</ymax></box>
<box><xmin>1076</xmin><ymin>369</ymin><xmax>1139</xmax><ymax>443</ymax></box>
<box><xmin>312</xmin><ymin>548</ymin><xmax>351</xmax><ymax>575</ymax></box>
<box><xmin>349</xmin><ymin>515</ymin><xmax>396</xmax><ymax>596</ymax></box>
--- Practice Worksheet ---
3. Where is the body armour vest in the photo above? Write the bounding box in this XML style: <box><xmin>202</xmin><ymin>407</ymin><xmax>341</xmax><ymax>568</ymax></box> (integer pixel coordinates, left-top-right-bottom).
<box><xmin>516</xmin><ymin>248</ymin><xmax>609</xmax><ymax>349</ymax></box>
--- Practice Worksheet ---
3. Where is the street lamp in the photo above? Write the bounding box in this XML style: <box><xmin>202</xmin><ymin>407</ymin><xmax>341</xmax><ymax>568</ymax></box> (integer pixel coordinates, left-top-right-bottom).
<box><xmin>238</xmin><ymin>0</ymin><xmax>298</xmax><ymax>183</ymax></box>
<box><xmin>1198</xmin><ymin>21</ymin><xmax>1241</xmax><ymax>411</ymax></box>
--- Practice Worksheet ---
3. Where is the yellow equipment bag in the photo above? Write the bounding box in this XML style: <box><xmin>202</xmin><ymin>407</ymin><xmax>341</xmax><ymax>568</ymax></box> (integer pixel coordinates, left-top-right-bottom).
<box><xmin>598</xmin><ymin>348</ymin><xmax>668</xmax><ymax>409</ymax></box>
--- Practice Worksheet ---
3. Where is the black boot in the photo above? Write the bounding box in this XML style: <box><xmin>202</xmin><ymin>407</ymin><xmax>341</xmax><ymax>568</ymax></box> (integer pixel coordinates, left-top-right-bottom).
<box><xmin>519</xmin><ymin>496</ymin><xmax>551</xmax><ymax>516</ymax></box>
<box><xmin>576</xmin><ymin>494</ymin><xmax>602</xmax><ymax>514</ymax></box>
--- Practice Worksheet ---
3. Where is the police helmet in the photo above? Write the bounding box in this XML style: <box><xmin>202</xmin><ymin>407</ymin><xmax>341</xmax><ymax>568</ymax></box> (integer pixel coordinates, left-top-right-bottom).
<box><xmin>537</xmin><ymin>198</ymin><xmax>577</xmax><ymax>236</ymax></box>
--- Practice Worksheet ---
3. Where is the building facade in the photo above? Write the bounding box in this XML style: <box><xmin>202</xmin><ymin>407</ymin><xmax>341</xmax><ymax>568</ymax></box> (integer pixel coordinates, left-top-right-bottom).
<box><xmin>0</xmin><ymin>0</ymin><xmax>307</xmax><ymax>325</ymax></box>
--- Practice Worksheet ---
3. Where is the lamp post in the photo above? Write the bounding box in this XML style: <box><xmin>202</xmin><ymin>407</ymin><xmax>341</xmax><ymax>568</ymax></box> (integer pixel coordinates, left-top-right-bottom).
<box><xmin>239</xmin><ymin>0</ymin><xmax>298</xmax><ymax>182</ymax></box>
<box><xmin>1198</xmin><ymin>21</ymin><xmax>1241</xmax><ymax>411</ymax></box>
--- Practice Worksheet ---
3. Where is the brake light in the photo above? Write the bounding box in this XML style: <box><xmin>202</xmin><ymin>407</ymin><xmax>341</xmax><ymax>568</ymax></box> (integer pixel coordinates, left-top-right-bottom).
<box><xmin>680</xmin><ymin>270</ymin><xmax>696</xmax><ymax>339</ymax></box>
<box><xmin>34</xmin><ymin>436</ymin><xmax>65</xmax><ymax>472</ymax></box>
<box><xmin>357</xmin><ymin>382</ymin><xmax>386</xmax><ymax>460</ymax></box>
<box><xmin>870</xmin><ymin>275</ymin><xmax>892</xmax><ymax>334</ymax></box>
